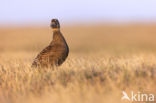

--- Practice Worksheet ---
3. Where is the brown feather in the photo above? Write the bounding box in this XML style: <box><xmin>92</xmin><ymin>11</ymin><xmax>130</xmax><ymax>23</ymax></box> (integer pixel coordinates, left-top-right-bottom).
<box><xmin>32</xmin><ymin>19</ymin><xmax>69</xmax><ymax>68</ymax></box>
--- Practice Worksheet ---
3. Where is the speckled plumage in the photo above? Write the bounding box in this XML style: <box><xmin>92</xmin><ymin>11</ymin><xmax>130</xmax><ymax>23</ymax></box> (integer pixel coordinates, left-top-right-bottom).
<box><xmin>32</xmin><ymin>19</ymin><xmax>69</xmax><ymax>68</ymax></box>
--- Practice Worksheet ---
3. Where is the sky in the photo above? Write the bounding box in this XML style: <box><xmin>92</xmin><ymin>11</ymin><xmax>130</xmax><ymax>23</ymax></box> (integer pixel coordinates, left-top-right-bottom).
<box><xmin>0</xmin><ymin>0</ymin><xmax>156</xmax><ymax>25</ymax></box>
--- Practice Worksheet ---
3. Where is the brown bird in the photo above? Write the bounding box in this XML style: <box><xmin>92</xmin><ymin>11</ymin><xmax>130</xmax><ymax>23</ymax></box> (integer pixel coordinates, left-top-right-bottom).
<box><xmin>32</xmin><ymin>19</ymin><xmax>69</xmax><ymax>68</ymax></box>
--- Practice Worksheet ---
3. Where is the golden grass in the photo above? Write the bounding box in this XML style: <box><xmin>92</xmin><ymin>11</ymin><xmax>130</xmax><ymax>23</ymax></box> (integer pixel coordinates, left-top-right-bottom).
<box><xmin>0</xmin><ymin>24</ymin><xmax>156</xmax><ymax>103</ymax></box>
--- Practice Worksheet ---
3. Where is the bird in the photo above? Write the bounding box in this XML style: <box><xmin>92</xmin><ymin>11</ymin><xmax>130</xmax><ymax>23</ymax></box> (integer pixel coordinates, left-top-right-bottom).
<box><xmin>32</xmin><ymin>19</ymin><xmax>69</xmax><ymax>68</ymax></box>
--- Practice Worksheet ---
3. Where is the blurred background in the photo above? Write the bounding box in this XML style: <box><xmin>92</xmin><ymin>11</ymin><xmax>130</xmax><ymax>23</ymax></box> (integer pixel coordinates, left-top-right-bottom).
<box><xmin>0</xmin><ymin>1</ymin><xmax>156</xmax><ymax>103</ymax></box>
<box><xmin>0</xmin><ymin>0</ymin><xmax>156</xmax><ymax>25</ymax></box>
<box><xmin>0</xmin><ymin>0</ymin><xmax>156</xmax><ymax>53</ymax></box>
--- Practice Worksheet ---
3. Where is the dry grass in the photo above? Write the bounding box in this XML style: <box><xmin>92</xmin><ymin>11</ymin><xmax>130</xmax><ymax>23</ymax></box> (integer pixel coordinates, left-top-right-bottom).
<box><xmin>0</xmin><ymin>24</ymin><xmax>156</xmax><ymax>103</ymax></box>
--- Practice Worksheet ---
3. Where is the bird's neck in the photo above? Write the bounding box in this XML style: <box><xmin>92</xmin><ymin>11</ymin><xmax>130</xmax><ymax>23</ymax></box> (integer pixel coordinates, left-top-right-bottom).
<box><xmin>52</xmin><ymin>28</ymin><xmax>61</xmax><ymax>40</ymax></box>
<box><xmin>52</xmin><ymin>28</ymin><xmax>60</xmax><ymax>32</ymax></box>
<box><xmin>53</xmin><ymin>29</ymin><xmax>61</xmax><ymax>38</ymax></box>
<box><xmin>50</xmin><ymin>29</ymin><xmax>66</xmax><ymax>45</ymax></box>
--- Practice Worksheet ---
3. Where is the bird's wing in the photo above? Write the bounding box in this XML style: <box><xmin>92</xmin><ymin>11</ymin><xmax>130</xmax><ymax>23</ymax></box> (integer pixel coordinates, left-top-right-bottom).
<box><xmin>32</xmin><ymin>43</ymin><xmax>67</xmax><ymax>67</ymax></box>
<box><xmin>35</xmin><ymin>45</ymin><xmax>56</xmax><ymax>60</ymax></box>
<box><xmin>32</xmin><ymin>45</ymin><xmax>56</xmax><ymax>67</ymax></box>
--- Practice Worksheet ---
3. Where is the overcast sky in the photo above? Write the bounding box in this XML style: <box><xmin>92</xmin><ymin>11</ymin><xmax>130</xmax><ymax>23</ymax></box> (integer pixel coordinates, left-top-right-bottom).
<box><xmin>0</xmin><ymin>0</ymin><xmax>156</xmax><ymax>25</ymax></box>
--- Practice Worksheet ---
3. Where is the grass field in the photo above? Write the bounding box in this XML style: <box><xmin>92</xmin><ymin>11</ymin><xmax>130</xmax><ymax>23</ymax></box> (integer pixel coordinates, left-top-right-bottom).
<box><xmin>0</xmin><ymin>24</ymin><xmax>156</xmax><ymax>103</ymax></box>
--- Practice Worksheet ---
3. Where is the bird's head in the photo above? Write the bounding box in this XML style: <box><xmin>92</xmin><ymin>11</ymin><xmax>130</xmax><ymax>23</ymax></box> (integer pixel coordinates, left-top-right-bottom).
<box><xmin>50</xmin><ymin>19</ymin><xmax>60</xmax><ymax>31</ymax></box>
